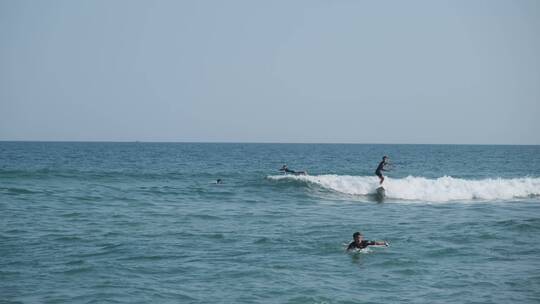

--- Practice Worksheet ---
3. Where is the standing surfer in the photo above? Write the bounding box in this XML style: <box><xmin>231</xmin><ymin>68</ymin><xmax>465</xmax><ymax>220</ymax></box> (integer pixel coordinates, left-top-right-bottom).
<box><xmin>375</xmin><ymin>156</ymin><xmax>389</xmax><ymax>184</ymax></box>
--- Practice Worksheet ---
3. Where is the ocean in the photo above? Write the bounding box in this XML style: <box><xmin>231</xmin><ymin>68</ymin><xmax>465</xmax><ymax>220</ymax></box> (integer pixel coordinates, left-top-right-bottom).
<box><xmin>1</xmin><ymin>142</ymin><xmax>540</xmax><ymax>303</ymax></box>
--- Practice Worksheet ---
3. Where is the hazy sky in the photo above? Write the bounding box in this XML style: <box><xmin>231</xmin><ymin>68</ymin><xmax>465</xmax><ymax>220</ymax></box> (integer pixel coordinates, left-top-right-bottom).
<box><xmin>1</xmin><ymin>0</ymin><xmax>539</xmax><ymax>144</ymax></box>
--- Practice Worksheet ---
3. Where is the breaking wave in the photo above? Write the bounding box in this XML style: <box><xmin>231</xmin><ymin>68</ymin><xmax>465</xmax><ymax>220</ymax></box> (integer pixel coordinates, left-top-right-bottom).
<box><xmin>267</xmin><ymin>175</ymin><xmax>540</xmax><ymax>202</ymax></box>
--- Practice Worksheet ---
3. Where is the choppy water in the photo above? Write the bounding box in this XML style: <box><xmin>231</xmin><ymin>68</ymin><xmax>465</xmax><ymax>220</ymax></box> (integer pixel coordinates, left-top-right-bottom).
<box><xmin>1</xmin><ymin>142</ymin><xmax>540</xmax><ymax>303</ymax></box>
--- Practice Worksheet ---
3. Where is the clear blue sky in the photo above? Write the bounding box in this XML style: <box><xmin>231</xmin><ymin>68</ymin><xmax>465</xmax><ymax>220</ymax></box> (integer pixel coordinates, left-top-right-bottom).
<box><xmin>1</xmin><ymin>0</ymin><xmax>539</xmax><ymax>144</ymax></box>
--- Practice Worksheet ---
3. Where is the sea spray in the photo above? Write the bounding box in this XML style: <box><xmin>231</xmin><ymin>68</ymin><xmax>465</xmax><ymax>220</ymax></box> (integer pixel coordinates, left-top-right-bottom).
<box><xmin>267</xmin><ymin>175</ymin><xmax>540</xmax><ymax>202</ymax></box>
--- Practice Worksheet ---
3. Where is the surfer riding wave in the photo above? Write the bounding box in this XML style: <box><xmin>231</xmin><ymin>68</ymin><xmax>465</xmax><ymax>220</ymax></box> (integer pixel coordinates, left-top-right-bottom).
<box><xmin>279</xmin><ymin>164</ymin><xmax>307</xmax><ymax>175</ymax></box>
<box><xmin>375</xmin><ymin>156</ymin><xmax>390</xmax><ymax>184</ymax></box>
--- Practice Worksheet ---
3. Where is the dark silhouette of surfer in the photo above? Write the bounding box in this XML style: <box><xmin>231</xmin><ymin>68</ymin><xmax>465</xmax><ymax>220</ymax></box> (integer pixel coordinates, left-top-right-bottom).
<box><xmin>347</xmin><ymin>231</ymin><xmax>388</xmax><ymax>251</ymax></box>
<box><xmin>375</xmin><ymin>156</ymin><xmax>389</xmax><ymax>184</ymax></box>
<box><xmin>279</xmin><ymin>164</ymin><xmax>307</xmax><ymax>175</ymax></box>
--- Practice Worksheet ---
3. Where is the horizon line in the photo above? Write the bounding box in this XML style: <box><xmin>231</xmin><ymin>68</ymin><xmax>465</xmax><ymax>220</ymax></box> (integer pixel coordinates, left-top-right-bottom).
<box><xmin>0</xmin><ymin>140</ymin><xmax>538</xmax><ymax>146</ymax></box>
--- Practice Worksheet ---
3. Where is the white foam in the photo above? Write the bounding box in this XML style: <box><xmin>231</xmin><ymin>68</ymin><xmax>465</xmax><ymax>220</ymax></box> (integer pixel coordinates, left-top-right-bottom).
<box><xmin>267</xmin><ymin>174</ymin><xmax>540</xmax><ymax>202</ymax></box>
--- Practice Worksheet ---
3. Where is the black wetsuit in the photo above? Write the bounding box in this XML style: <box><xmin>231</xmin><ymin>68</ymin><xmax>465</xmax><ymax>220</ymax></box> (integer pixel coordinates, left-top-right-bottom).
<box><xmin>347</xmin><ymin>240</ymin><xmax>377</xmax><ymax>250</ymax></box>
<box><xmin>375</xmin><ymin>160</ymin><xmax>387</xmax><ymax>178</ymax></box>
<box><xmin>281</xmin><ymin>167</ymin><xmax>305</xmax><ymax>175</ymax></box>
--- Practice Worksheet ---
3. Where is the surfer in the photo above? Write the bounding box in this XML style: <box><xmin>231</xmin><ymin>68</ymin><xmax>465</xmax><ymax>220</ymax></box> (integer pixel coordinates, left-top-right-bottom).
<box><xmin>347</xmin><ymin>232</ymin><xmax>388</xmax><ymax>251</ymax></box>
<box><xmin>375</xmin><ymin>156</ymin><xmax>389</xmax><ymax>184</ymax></box>
<box><xmin>279</xmin><ymin>164</ymin><xmax>307</xmax><ymax>175</ymax></box>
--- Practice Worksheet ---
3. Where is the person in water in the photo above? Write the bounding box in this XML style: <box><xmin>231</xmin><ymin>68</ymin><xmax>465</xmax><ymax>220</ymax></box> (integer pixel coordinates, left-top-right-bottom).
<box><xmin>375</xmin><ymin>155</ymin><xmax>389</xmax><ymax>184</ymax></box>
<box><xmin>279</xmin><ymin>164</ymin><xmax>307</xmax><ymax>175</ymax></box>
<box><xmin>347</xmin><ymin>231</ymin><xmax>388</xmax><ymax>251</ymax></box>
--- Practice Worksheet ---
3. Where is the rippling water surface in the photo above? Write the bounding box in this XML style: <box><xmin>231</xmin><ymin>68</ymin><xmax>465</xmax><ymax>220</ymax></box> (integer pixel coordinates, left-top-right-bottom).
<box><xmin>1</xmin><ymin>142</ymin><xmax>540</xmax><ymax>303</ymax></box>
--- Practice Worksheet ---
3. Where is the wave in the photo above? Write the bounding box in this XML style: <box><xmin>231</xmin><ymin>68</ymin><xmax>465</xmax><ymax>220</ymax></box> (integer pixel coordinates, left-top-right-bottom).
<box><xmin>267</xmin><ymin>175</ymin><xmax>540</xmax><ymax>202</ymax></box>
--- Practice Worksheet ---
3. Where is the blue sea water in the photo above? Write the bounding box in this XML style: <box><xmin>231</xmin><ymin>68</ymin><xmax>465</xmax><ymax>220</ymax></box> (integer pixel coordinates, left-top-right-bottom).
<box><xmin>1</xmin><ymin>142</ymin><xmax>540</xmax><ymax>303</ymax></box>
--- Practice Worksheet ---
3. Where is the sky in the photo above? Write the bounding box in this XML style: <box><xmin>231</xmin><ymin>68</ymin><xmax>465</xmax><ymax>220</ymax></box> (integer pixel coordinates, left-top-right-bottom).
<box><xmin>1</xmin><ymin>0</ymin><xmax>539</xmax><ymax>144</ymax></box>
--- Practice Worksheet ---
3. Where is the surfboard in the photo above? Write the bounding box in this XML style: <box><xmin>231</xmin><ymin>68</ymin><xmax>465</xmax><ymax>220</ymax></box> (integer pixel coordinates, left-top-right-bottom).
<box><xmin>376</xmin><ymin>186</ymin><xmax>386</xmax><ymax>200</ymax></box>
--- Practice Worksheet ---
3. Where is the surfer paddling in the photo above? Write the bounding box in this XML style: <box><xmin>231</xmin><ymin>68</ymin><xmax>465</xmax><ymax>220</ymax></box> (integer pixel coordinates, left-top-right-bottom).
<box><xmin>279</xmin><ymin>164</ymin><xmax>307</xmax><ymax>175</ymax></box>
<box><xmin>347</xmin><ymin>231</ymin><xmax>388</xmax><ymax>251</ymax></box>
<box><xmin>375</xmin><ymin>156</ymin><xmax>390</xmax><ymax>184</ymax></box>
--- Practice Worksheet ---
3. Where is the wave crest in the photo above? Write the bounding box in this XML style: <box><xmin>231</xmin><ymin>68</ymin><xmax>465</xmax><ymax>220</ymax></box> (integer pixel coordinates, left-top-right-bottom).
<box><xmin>267</xmin><ymin>175</ymin><xmax>540</xmax><ymax>202</ymax></box>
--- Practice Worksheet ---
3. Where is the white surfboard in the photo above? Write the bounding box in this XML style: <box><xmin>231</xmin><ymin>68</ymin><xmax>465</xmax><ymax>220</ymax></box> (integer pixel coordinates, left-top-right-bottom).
<box><xmin>376</xmin><ymin>186</ymin><xmax>386</xmax><ymax>200</ymax></box>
